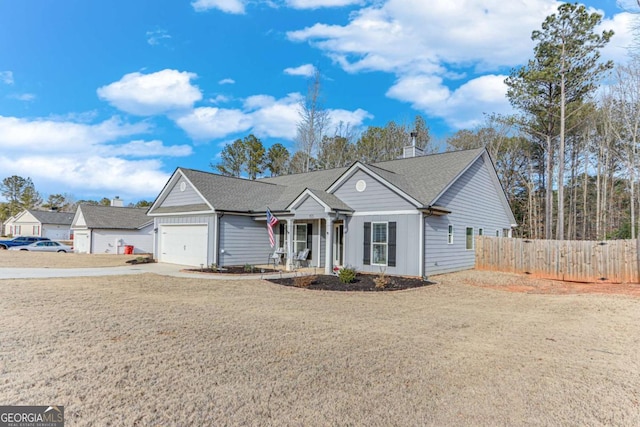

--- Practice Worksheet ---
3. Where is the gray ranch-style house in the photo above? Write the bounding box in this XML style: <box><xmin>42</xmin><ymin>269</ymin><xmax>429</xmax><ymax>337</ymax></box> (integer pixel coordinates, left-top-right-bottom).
<box><xmin>71</xmin><ymin>204</ymin><xmax>154</xmax><ymax>254</ymax></box>
<box><xmin>147</xmin><ymin>147</ymin><xmax>516</xmax><ymax>278</ymax></box>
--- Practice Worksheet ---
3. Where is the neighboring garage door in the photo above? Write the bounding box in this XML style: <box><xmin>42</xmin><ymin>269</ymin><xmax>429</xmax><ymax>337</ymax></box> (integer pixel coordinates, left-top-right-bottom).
<box><xmin>44</xmin><ymin>228</ymin><xmax>68</xmax><ymax>240</ymax></box>
<box><xmin>74</xmin><ymin>231</ymin><xmax>90</xmax><ymax>253</ymax></box>
<box><xmin>159</xmin><ymin>224</ymin><xmax>208</xmax><ymax>266</ymax></box>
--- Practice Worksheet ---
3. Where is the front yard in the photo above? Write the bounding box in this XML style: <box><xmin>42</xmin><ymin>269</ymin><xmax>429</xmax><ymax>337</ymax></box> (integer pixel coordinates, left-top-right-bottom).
<box><xmin>0</xmin><ymin>268</ymin><xmax>639</xmax><ymax>425</ymax></box>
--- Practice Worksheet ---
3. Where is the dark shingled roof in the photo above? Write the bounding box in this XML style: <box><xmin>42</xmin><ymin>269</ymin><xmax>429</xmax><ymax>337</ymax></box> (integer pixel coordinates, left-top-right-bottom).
<box><xmin>180</xmin><ymin>169</ymin><xmax>286</xmax><ymax>211</ymax></box>
<box><xmin>29</xmin><ymin>210</ymin><xmax>75</xmax><ymax>225</ymax></box>
<box><xmin>169</xmin><ymin>148</ymin><xmax>485</xmax><ymax>213</ymax></box>
<box><xmin>77</xmin><ymin>205</ymin><xmax>152</xmax><ymax>229</ymax></box>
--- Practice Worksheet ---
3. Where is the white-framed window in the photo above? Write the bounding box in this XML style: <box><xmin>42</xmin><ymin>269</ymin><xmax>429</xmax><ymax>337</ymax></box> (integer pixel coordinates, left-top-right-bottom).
<box><xmin>466</xmin><ymin>227</ymin><xmax>474</xmax><ymax>250</ymax></box>
<box><xmin>14</xmin><ymin>225</ymin><xmax>21</xmax><ymax>235</ymax></box>
<box><xmin>294</xmin><ymin>224</ymin><xmax>307</xmax><ymax>254</ymax></box>
<box><xmin>447</xmin><ymin>224</ymin><xmax>454</xmax><ymax>244</ymax></box>
<box><xmin>372</xmin><ymin>222</ymin><xmax>388</xmax><ymax>265</ymax></box>
<box><xmin>503</xmin><ymin>228</ymin><xmax>510</xmax><ymax>238</ymax></box>
<box><xmin>496</xmin><ymin>230</ymin><xmax>500</xmax><ymax>237</ymax></box>
<box><xmin>33</xmin><ymin>225</ymin><xmax>40</xmax><ymax>235</ymax></box>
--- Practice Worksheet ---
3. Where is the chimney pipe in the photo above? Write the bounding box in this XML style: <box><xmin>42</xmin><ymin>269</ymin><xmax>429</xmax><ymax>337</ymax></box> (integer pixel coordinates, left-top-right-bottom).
<box><xmin>410</xmin><ymin>131</ymin><xmax>418</xmax><ymax>147</ymax></box>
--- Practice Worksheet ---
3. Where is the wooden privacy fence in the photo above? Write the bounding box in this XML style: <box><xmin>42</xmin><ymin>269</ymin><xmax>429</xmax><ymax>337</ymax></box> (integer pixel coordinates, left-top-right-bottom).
<box><xmin>475</xmin><ymin>236</ymin><xmax>639</xmax><ymax>283</ymax></box>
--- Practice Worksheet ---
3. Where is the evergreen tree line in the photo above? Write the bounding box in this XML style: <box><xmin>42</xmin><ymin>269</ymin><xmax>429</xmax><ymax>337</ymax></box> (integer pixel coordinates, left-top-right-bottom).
<box><xmin>213</xmin><ymin>115</ymin><xmax>433</xmax><ymax>178</ymax></box>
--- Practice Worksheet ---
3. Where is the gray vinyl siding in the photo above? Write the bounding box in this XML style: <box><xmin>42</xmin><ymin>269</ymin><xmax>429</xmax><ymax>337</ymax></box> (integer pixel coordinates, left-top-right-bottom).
<box><xmin>424</xmin><ymin>156</ymin><xmax>512</xmax><ymax>276</ymax></box>
<box><xmin>91</xmin><ymin>225</ymin><xmax>154</xmax><ymax>254</ymax></box>
<box><xmin>161</xmin><ymin>178</ymin><xmax>205</xmax><ymax>207</ymax></box>
<box><xmin>293</xmin><ymin>196</ymin><xmax>326</xmax><ymax>218</ymax></box>
<box><xmin>219</xmin><ymin>215</ymin><xmax>272</xmax><ymax>267</ymax></box>
<box><xmin>333</xmin><ymin>170</ymin><xmax>415</xmax><ymax>212</ymax></box>
<box><xmin>345</xmin><ymin>213</ymin><xmax>421</xmax><ymax>276</ymax></box>
<box><xmin>154</xmin><ymin>214</ymin><xmax>216</xmax><ymax>265</ymax></box>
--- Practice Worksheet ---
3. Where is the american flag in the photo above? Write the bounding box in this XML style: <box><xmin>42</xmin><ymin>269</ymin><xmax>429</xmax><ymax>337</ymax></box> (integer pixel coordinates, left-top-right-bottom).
<box><xmin>266</xmin><ymin>208</ymin><xmax>279</xmax><ymax>248</ymax></box>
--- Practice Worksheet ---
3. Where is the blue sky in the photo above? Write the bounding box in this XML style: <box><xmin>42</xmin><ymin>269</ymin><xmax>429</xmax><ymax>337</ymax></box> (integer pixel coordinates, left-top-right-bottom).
<box><xmin>0</xmin><ymin>0</ymin><xmax>636</xmax><ymax>204</ymax></box>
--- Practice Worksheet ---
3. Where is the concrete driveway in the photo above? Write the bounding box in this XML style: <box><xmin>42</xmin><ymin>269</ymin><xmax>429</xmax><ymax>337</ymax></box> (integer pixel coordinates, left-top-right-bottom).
<box><xmin>0</xmin><ymin>262</ymin><xmax>302</xmax><ymax>280</ymax></box>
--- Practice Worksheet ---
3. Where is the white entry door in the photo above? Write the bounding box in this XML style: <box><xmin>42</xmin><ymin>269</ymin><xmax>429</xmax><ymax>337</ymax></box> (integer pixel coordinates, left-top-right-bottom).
<box><xmin>159</xmin><ymin>224</ymin><xmax>208</xmax><ymax>266</ymax></box>
<box><xmin>74</xmin><ymin>231</ymin><xmax>90</xmax><ymax>253</ymax></box>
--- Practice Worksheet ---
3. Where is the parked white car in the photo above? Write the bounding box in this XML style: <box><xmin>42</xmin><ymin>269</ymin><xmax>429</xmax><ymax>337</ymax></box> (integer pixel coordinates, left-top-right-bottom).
<box><xmin>9</xmin><ymin>241</ymin><xmax>73</xmax><ymax>253</ymax></box>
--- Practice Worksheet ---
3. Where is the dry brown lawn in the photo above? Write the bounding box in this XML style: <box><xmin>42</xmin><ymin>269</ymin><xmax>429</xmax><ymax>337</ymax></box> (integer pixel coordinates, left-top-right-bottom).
<box><xmin>0</xmin><ymin>251</ymin><xmax>144</xmax><ymax>268</ymax></box>
<box><xmin>0</xmin><ymin>265</ymin><xmax>639</xmax><ymax>426</ymax></box>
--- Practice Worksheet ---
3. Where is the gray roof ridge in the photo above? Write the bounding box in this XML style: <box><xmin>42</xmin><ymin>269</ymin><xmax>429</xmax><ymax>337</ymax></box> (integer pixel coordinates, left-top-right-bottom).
<box><xmin>180</xmin><ymin>167</ymin><xmax>285</xmax><ymax>188</ymax></box>
<box><xmin>368</xmin><ymin>147</ymin><xmax>484</xmax><ymax>167</ymax></box>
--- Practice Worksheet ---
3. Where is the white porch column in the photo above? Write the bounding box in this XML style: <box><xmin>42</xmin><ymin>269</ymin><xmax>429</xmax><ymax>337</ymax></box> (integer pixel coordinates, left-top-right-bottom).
<box><xmin>286</xmin><ymin>218</ymin><xmax>294</xmax><ymax>271</ymax></box>
<box><xmin>325</xmin><ymin>216</ymin><xmax>334</xmax><ymax>275</ymax></box>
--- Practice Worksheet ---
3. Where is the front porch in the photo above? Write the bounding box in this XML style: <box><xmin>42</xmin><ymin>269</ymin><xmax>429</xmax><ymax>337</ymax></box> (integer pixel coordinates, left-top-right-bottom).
<box><xmin>271</xmin><ymin>217</ymin><xmax>346</xmax><ymax>274</ymax></box>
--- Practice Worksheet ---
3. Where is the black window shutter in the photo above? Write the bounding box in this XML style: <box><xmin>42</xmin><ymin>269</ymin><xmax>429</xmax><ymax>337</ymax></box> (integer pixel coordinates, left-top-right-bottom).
<box><xmin>307</xmin><ymin>223</ymin><xmax>313</xmax><ymax>258</ymax></box>
<box><xmin>388</xmin><ymin>222</ymin><xmax>396</xmax><ymax>267</ymax></box>
<box><xmin>278</xmin><ymin>223</ymin><xmax>285</xmax><ymax>249</ymax></box>
<box><xmin>363</xmin><ymin>222</ymin><xmax>371</xmax><ymax>265</ymax></box>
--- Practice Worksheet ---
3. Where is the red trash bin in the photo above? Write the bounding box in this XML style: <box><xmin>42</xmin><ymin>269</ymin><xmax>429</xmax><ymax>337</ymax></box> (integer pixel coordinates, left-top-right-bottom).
<box><xmin>124</xmin><ymin>245</ymin><xmax>134</xmax><ymax>254</ymax></box>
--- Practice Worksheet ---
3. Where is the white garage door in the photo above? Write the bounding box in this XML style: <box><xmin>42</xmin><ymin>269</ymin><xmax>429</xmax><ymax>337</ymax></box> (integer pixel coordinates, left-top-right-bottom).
<box><xmin>74</xmin><ymin>231</ymin><xmax>90</xmax><ymax>254</ymax></box>
<box><xmin>159</xmin><ymin>224</ymin><xmax>208</xmax><ymax>266</ymax></box>
<box><xmin>44</xmin><ymin>228</ymin><xmax>69</xmax><ymax>240</ymax></box>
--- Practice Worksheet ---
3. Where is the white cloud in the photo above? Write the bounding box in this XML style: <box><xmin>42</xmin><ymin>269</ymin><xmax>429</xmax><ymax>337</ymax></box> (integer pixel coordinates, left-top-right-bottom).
<box><xmin>0</xmin><ymin>155</ymin><xmax>169</xmax><ymax>200</ymax></box>
<box><xmin>0</xmin><ymin>115</ymin><xmax>170</xmax><ymax>200</ymax></box>
<box><xmin>100</xmin><ymin>140</ymin><xmax>193</xmax><ymax>157</ymax></box>
<box><xmin>599</xmin><ymin>12</ymin><xmax>636</xmax><ymax>65</ymax></box>
<box><xmin>175</xmin><ymin>92</ymin><xmax>371</xmax><ymax>141</ymax></box>
<box><xmin>284</xmin><ymin>64</ymin><xmax>317</xmax><ymax>77</ymax></box>
<box><xmin>387</xmin><ymin>74</ymin><xmax>512</xmax><ymax>129</ymax></box>
<box><xmin>146</xmin><ymin>29</ymin><xmax>172</xmax><ymax>46</ymax></box>
<box><xmin>0</xmin><ymin>71</ymin><xmax>14</xmax><ymax>85</ymax></box>
<box><xmin>8</xmin><ymin>93</ymin><xmax>36</xmax><ymax>102</ymax></box>
<box><xmin>97</xmin><ymin>69</ymin><xmax>202</xmax><ymax>116</ymax></box>
<box><xmin>175</xmin><ymin>107</ymin><xmax>253</xmax><ymax>140</ymax></box>
<box><xmin>0</xmin><ymin>116</ymin><xmax>149</xmax><ymax>153</ymax></box>
<box><xmin>191</xmin><ymin>0</ymin><xmax>245</xmax><ymax>14</ymax></box>
<box><xmin>218</xmin><ymin>78</ymin><xmax>235</xmax><ymax>85</ymax></box>
<box><xmin>245</xmin><ymin>93</ymin><xmax>302</xmax><ymax>139</ymax></box>
<box><xmin>209</xmin><ymin>94</ymin><xmax>231</xmax><ymax>104</ymax></box>
<box><xmin>286</xmin><ymin>0</ymin><xmax>363</xmax><ymax>9</ymax></box>
<box><xmin>287</xmin><ymin>0</ymin><xmax>625</xmax><ymax>129</ymax></box>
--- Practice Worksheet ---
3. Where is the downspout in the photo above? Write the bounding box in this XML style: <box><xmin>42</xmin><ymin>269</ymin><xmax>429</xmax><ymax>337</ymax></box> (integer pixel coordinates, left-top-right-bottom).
<box><xmin>419</xmin><ymin>212</ymin><xmax>425</xmax><ymax>279</ymax></box>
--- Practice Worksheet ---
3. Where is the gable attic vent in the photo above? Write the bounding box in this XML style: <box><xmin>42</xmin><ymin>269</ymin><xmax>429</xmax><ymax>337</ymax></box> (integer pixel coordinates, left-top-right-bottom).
<box><xmin>111</xmin><ymin>196</ymin><xmax>124</xmax><ymax>207</ymax></box>
<box><xmin>402</xmin><ymin>131</ymin><xmax>424</xmax><ymax>159</ymax></box>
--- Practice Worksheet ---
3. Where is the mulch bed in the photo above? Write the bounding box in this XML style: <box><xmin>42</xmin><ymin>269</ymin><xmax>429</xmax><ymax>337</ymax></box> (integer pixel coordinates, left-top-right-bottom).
<box><xmin>185</xmin><ymin>266</ymin><xmax>280</xmax><ymax>274</ymax></box>
<box><xmin>267</xmin><ymin>273</ymin><xmax>433</xmax><ymax>292</ymax></box>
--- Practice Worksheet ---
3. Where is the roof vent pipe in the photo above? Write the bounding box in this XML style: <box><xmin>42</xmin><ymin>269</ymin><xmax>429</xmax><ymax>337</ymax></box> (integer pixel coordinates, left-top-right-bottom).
<box><xmin>410</xmin><ymin>131</ymin><xmax>417</xmax><ymax>147</ymax></box>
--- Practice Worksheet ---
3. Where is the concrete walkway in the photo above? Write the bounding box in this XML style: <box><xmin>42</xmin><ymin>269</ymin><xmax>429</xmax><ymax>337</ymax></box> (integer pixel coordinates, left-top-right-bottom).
<box><xmin>0</xmin><ymin>262</ymin><xmax>316</xmax><ymax>280</ymax></box>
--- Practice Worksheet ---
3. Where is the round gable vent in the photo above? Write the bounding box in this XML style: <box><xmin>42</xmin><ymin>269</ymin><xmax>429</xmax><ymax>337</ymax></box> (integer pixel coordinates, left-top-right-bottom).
<box><xmin>356</xmin><ymin>179</ymin><xmax>366</xmax><ymax>192</ymax></box>
<box><xmin>180</xmin><ymin>182</ymin><xmax>186</xmax><ymax>192</ymax></box>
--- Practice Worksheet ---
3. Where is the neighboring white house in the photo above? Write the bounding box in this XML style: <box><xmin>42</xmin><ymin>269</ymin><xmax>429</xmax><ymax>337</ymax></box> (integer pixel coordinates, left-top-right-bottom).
<box><xmin>147</xmin><ymin>147</ymin><xmax>517</xmax><ymax>277</ymax></box>
<box><xmin>10</xmin><ymin>210</ymin><xmax>75</xmax><ymax>240</ymax></box>
<box><xmin>2</xmin><ymin>215</ymin><xmax>17</xmax><ymax>236</ymax></box>
<box><xmin>71</xmin><ymin>204</ymin><xmax>153</xmax><ymax>254</ymax></box>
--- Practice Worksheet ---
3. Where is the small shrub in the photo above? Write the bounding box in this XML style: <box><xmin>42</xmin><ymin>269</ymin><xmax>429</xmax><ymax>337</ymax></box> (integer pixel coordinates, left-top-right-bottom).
<box><xmin>373</xmin><ymin>270</ymin><xmax>389</xmax><ymax>289</ymax></box>
<box><xmin>294</xmin><ymin>275</ymin><xmax>316</xmax><ymax>288</ymax></box>
<box><xmin>244</xmin><ymin>263</ymin><xmax>254</xmax><ymax>273</ymax></box>
<box><xmin>338</xmin><ymin>267</ymin><xmax>357</xmax><ymax>284</ymax></box>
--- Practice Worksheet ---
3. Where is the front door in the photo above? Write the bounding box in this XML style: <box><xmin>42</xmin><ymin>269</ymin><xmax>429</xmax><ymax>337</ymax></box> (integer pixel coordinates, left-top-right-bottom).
<box><xmin>333</xmin><ymin>223</ymin><xmax>344</xmax><ymax>266</ymax></box>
